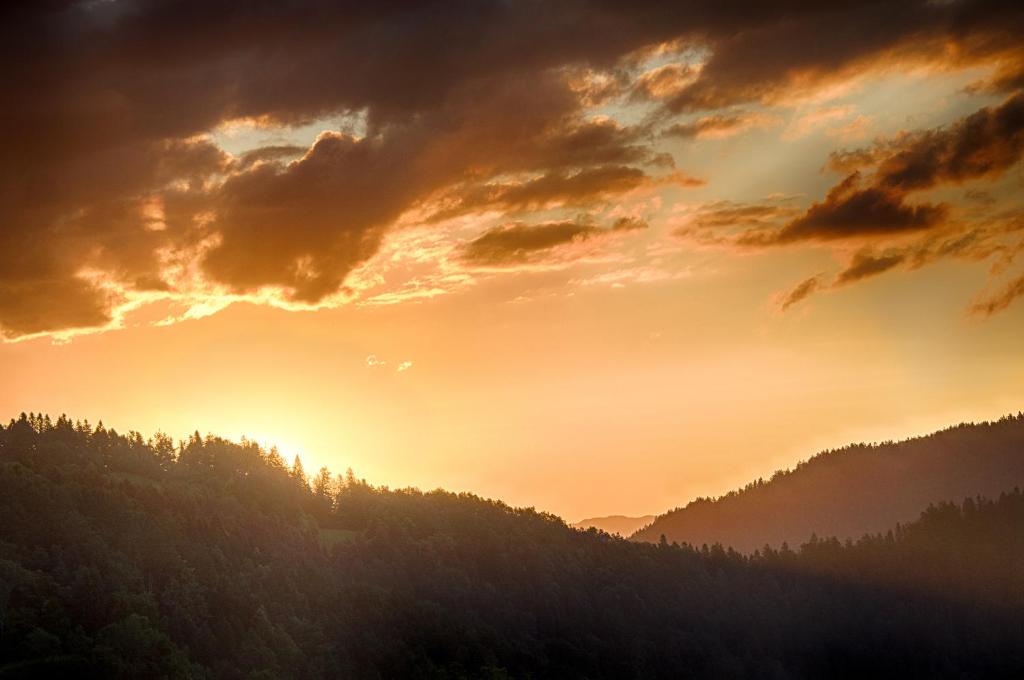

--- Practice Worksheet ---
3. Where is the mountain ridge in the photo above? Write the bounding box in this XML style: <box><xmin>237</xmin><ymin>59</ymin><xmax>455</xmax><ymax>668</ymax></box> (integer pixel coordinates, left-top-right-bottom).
<box><xmin>632</xmin><ymin>413</ymin><xmax>1024</xmax><ymax>551</ymax></box>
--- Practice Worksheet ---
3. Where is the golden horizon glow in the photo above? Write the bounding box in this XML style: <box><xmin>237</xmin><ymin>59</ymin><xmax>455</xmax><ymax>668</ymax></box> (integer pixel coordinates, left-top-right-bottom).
<box><xmin>2</xmin><ymin>2</ymin><xmax>1023</xmax><ymax>520</ymax></box>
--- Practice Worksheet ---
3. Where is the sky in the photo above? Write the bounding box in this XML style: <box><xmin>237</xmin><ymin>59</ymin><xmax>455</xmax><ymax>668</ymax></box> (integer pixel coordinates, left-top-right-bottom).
<box><xmin>1</xmin><ymin>1</ymin><xmax>1023</xmax><ymax>520</ymax></box>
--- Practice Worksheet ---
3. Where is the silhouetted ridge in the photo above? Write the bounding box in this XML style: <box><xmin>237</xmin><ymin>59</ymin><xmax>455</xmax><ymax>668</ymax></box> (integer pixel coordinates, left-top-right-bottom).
<box><xmin>633</xmin><ymin>413</ymin><xmax>1024</xmax><ymax>551</ymax></box>
<box><xmin>2</xmin><ymin>412</ymin><xmax>1023</xmax><ymax>678</ymax></box>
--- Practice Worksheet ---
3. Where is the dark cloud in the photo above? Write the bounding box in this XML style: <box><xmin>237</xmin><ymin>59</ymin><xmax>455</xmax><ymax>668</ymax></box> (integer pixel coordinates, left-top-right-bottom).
<box><xmin>462</xmin><ymin>218</ymin><xmax>647</xmax><ymax>266</ymax></box>
<box><xmin>819</xmin><ymin>93</ymin><xmax>1024</xmax><ymax>218</ymax></box>
<box><xmin>0</xmin><ymin>1</ymin><xmax>686</xmax><ymax>336</ymax></box>
<box><xmin>664</xmin><ymin>2</ymin><xmax>1024</xmax><ymax>113</ymax></box>
<box><xmin>759</xmin><ymin>174</ymin><xmax>948</xmax><ymax>244</ymax></box>
<box><xmin>1</xmin><ymin>0</ymin><xmax>1022</xmax><ymax>336</ymax></box>
<box><xmin>202</xmin><ymin>75</ymin><xmax>662</xmax><ymax>301</ymax></box>
<box><xmin>835</xmin><ymin>250</ymin><xmax>907</xmax><ymax>285</ymax></box>
<box><xmin>204</xmin><ymin>132</ymin><xmax>411</xmax><ymax>302</ymax></box>
<box><xmin>778</xmin><ymin>250</ymin><xmax>910</xmax><ymax>311</ymax></box>
<box><xmin>0</xmin><ymin>136</ymin><xmax>227</xmax><ymax>337</ymax></box>
<box><xmin>778</xmin><ymin>214</ymin><xmax>1024</xmax><ymax>311</ymax></box>
<box><xmin>757</xmin><ymin>92</ymin><xmax>1024</xmax><ymax>249</ymax></box>
<box><xmin>430</xmin><ymin>165</ymin><xmax>701</xmax><ymax>223</ymax></box>
<box><xmin>0</xmin><ymin>276</ymin><xmax>113</xmax><ymax>340</ymax></box>
<box><xmin>451</xmin><ymin>166</ymin><xmax>652</xmax><ymax>213</ymax></box>
<box><xmin>874</xmin><ymin>93</ymin><xmax>1024</xmax><ymax>191</ymax></box>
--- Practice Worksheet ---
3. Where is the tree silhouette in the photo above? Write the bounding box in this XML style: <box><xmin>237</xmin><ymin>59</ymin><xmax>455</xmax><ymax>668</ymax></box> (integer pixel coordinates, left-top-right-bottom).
<box><xmin>290</xmin><ymin>454</ymin><xmax>307</xmax><ymax>487</ymax></box>
<box><xmin>1</xmin><ymin>412</ymin><xmax>1022</xmax><ymax>678</ymax></box>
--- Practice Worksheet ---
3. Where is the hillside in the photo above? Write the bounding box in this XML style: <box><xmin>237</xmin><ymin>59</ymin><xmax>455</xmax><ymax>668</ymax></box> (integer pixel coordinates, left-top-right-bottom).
<box><xmin>571</xmin><ymin>515</ymin><xmax>655</xmax><ymax>536</ymax></box>
<box><xmin>633</xmin><ymin>414</ymin><xmax>1024</xmax><ymax>551</ymax></box>
<box><xmin>2</xmin><ymin>412</ymin><xmax>1023</xmax><ymax>678</ymax></box>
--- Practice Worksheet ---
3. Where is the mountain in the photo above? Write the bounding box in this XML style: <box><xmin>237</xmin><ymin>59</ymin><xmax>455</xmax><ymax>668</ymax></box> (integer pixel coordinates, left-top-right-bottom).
<box><xmin>633</xmin><ymin>413</ymin><xmax>1024</xmax><ymax>552</ymax></box>
<box><xmin>572</xmin><ymin>514</ymin><xmax>655</xmax><ymax>535</ymax></box>
<box><xmin>2</xmin><ymin>412</ymin><xmax>1024</xmax><ymax>678</ymax></box>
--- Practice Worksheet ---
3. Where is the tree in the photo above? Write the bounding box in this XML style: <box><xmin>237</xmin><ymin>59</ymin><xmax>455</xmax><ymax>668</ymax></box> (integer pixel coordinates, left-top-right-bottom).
<box><xmin>2</xmin><ymin>412</ymin><xmax>1024</xmax><ymax>678</ymax></box>
<box><xmin>149</xmin><ymin>431</ymin><xmax>176</xmax><ymax>469</ymax></box>
<box><xmin>311</xmin><ymin>466</ymin><xmax>334</xmax><ymax>518</ymax></box>
<box><xmin>312</xmin><ymin>466</ymin><xmax>333</xmax><ymax>501</ymax></box>
<box><xmin>291</xmin><ymin>455</ymin><xmax>308</xmax><ymax>487</ymax></box>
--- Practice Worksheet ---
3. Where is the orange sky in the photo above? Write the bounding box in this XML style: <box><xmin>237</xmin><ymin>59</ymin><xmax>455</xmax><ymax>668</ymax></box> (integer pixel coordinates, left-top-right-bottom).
<box><xmin>2</xmin><ymin>2</ymin><xmax>1023</xmax><ymax>519</ymax></box>
<box><xmin>2</xmin><ymin>253</ymin><xmax>1021</xmax><ymax>519</ymax></box>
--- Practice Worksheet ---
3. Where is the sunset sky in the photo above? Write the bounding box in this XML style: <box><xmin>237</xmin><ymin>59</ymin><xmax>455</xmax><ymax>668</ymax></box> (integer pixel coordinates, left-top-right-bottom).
<box><xmin>2</xmin><ymin>1</ymin><xmax>1023</xmax><ymax>520</ymax></box>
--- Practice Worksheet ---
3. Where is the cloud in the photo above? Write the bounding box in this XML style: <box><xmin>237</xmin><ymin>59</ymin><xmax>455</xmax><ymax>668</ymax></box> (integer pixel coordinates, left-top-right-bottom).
<box><xmin>969</xmin><ymin>273</ymin><xmax>1024</xmax><ymax>316</ymax></box>
<box><xmin>0</xmin><ymin>137</ymin><xmax>230</xmax><ymax>338</ymax></box>
<box><xmin>820</xmin><ymin>92</ymin><xmax>1024</xmax><ymax>193</ymax></box>
<box><xmin>663</xmin><ymin>2</ymin><xmax>1024</xmax><ymax>113</ymax></box>
<box><xmin>672</xmin><ymin>197</ymin><xmax>809</xmax><ymax>249</ymax></box>
<box><xmin>684</xmin><ymin>199</ymin><xmax>800</xmax><ymax>230</ymax></box>
<box><xmin>828</xmin><ymin>115</ymin><xmax>871</xmax><ymax>142</ymax></box>
<box><xmin>0</xmin><ymin>1</ymin><xmax>684</xmax><ymax>338</ymax></box>
<box><xmin>462</xmin><ymin>218</ymin><xmax>646</xmax><ymax>267</ymax></box>
<box><xmin>756</xmin><ymin>173</ymin><xmax>948</xmax><ymax>245</ymax></box>
<box><xmin>782</xmin><ymin>106</ymin><xmax>856</xmax><ymax>140</ymax></box>
<box><xmin>776</xmin><ymin>250</ymin><xmax>908</xmax><ymax>311</ymax></box>
<box><xmin>834</xmin><ymin>250</ymin><xmax>907</xmax><ymax>286</ymax></box>
<box><xmin>755</xmin><ymin>92</ymin><xmax>1023</xmax><ymax>248</ymax></box>
<box><xmin>632</xmin><ymin>63</ymin><xmax>698</xmax><ymax>101</ymax></box>
<box><xmin>2</xmin><ymin>0</ymin><xmax>1023</xmax><ymax>337</ymax></box>
<box><xmin>236</xmin><ymin>145</ymin><xmax>307</xmax><ymax>170</ymax></box>
<box><xmin>0</xmin><ymin>275</ymin><xmax>115</xmax><ymax>340</ymax></box>
<box><xmin>874</xmin><ymin>93</ymin><xmax>1024</xmax><ymax>191</ymax></box>
<box><xmin>778</xmin><ymin>275</ymin><xmax>823</xmax><ymax>311</ymax></box>
<box><xmin>663</xmin><ymin>112</ymin><xmax>778</xmax><ymax>140</ymax></box>
<box><xmin>428</xmin><ymin>165</ymin><xmax>652</xmax><ymax>221</ymax></box>
<box><xmin>2</xmin><ymin>58</ymin><xmax>688</xmax><ymax>338</ymax></box>
<box><xmin>776</xmin><ymin>214</ymin><xmax>1024</xmax><ymax>311</ymax></box>
<box><xmin>194</xmin><ymin>77</ymin><xmax>671</xmax><ymax>305</ymax></box>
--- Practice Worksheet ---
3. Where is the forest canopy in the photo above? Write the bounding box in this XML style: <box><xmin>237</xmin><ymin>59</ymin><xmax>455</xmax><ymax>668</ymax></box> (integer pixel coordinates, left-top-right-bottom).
<box><xmin>1</xmin><ymin>413</ymin><xmax>1023</xmax><ymax>679</ymax></box>
<box><xmin>634</xmin><ymin>413</ymin><xmax>1024</xmax><ymax>550</ymax></box>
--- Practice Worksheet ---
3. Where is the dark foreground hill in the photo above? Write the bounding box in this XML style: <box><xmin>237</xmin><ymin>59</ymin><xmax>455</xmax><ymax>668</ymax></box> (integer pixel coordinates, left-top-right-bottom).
<box><xmin>633</xmin><ymin>414</ymin><xmax>1024</xmax><ymax>551</ymax></box>
<box><xmin>2</xmin><ymin>413</ymin><xmax>1023</xmax><ymax>679</ymax></box>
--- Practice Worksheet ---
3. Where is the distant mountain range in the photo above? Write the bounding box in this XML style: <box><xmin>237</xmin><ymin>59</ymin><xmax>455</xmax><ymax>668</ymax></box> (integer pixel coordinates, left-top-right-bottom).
<box><xmin>632</xmin><ymin>414</ymin><xmax>1024</xmax><ymax>552</ymax></box>
<box><xmin>572</xmin><ymin>514</ymin><xmax>655</xmax><ymax>536</ymax></box>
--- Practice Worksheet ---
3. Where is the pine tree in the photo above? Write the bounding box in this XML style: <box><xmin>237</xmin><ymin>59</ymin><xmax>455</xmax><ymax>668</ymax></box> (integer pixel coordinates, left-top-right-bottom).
<box><xmin>291</xmin><ymin>455</ymin><xmax>308</xmax><ymax>487</ymax></box>
<box><xmin>312</xmin><ymin>466</ymin><xmax>333</xmax><ymax>500</ymax></box>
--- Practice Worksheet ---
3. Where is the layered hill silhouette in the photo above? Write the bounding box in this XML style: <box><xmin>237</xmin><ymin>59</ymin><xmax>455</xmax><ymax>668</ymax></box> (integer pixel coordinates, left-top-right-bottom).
<box><xmin>633</xmin><ymin>414</ymin><xmax>1024</xmax><ymax>551</ymax></box>
<box><xmin>2</xmin><ymin>412</ymin><xmax>1023</xmax><ymax>678</ymax></box>
<box><xmin>571</xmin><ymin>514</ymin><xmax>654</xmax><ymax>536</ymax></box>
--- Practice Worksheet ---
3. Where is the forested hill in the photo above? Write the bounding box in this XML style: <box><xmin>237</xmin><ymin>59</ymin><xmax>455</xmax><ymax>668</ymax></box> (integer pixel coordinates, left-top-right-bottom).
<box><xmin>2</xmin><ymin>413</ymin><xmax>1024</xmax><ymax>679</ymax></box>
<box><xmin>633</xmin><ymin>414</ymin><xmax>1024</xmax><ymax>552</ymax></box>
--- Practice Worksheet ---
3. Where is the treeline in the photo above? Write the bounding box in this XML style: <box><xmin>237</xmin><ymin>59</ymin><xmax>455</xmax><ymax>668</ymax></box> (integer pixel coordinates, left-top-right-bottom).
<box><xmin>1</xmin><ymin>413</ymin><xmax>1023</xmax><ymax>679</ymax></box>
<box><xmin>634</xmin><ymin>413</ymin><xmax>1024</xmax><ymax>550</ymax></box>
